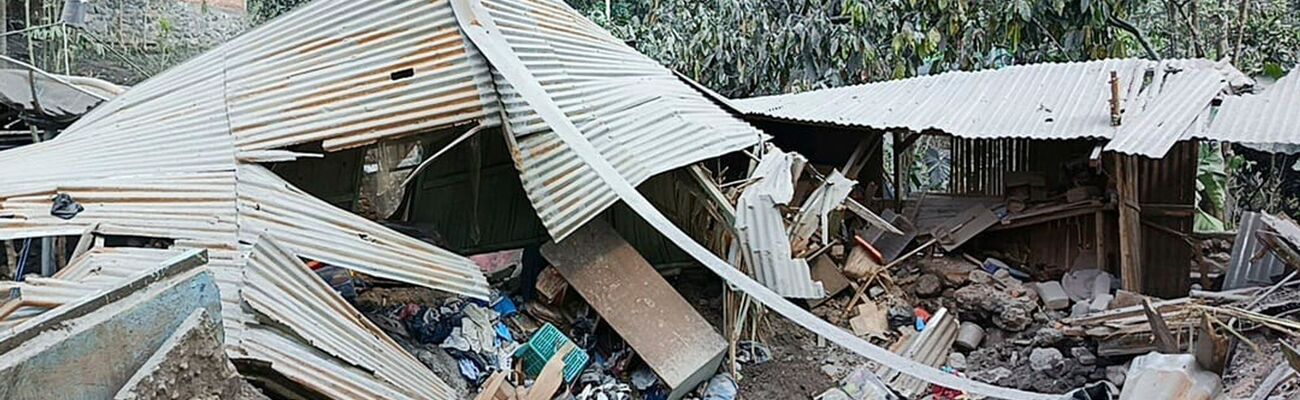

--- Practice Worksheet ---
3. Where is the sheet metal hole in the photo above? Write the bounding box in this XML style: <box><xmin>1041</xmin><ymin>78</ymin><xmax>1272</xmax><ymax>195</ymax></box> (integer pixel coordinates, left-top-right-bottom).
<box><xmin>390</xmin><ymin>68</ymin><xmax>415</xmax><ymax>81</ymax></box>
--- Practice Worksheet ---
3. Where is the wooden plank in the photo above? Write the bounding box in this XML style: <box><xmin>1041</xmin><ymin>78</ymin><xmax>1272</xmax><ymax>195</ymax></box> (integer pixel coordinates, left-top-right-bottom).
<box><xmin>1117</xmin><ymin>156</ymin><xmax>1144</xmax><ymax>293</ymax></box>
<box><xmin>540</xmin><ymin>221</ymin><xmax>726</xmax><ymax>398</ymax></box>
<box><xmin>525</xmin><ymin>342</ymin><xmax>572</xmax><ymax>400</ymax></box>
<box><xmin>933</xmin><ymin>206</ymin><xmax>999</xmax><ymax>251</ymax></box>
<box><xmin>474</xmin><ymin>371</ymin><xmax>511</xmax><ymax>400</ymax></box>
<box><xmin>1141</xmin><ymin>299</ymin><xmax>1178</xmax><ymax>353</ymax></box>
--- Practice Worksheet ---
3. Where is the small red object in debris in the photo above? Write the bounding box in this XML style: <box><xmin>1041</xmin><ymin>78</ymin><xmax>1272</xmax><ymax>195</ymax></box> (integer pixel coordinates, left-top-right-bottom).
<box><xmin>852</xmin><ymin>235</ymin><xmax>884</xmax><ymax>264</ymax></box>
<box><xmin>305</xmin><ymin>260</ymin><xmax>324</xmax><ymax>270</ymax></box>
<box><xmin>930</xmin><ymin>367</ymin><xmax>966</xmax><ymax>400</ymax></box>
<box><xmin>914</xmin><ymin>307</ymin><xmax>931</xmax><ymax>323</ymax></box>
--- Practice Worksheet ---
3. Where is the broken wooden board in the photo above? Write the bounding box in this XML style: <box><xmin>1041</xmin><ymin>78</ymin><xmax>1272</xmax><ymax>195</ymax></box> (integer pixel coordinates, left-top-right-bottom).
<box><xmin>849</xmin><ymin>302</ymin><xmax>888</xmax><ymax>338</ymax></box>
<box><xmin>809</xmin><ymin>255</ymin><xmax>851</xmax><ymax>306</ymax></box>
<box><xmin>932</xmin><ymin>205</ymin><xmax>1000</xmax><ymax>251</ymax></box>
<box><xmin>541</xmin><ymin>221</ymin><xmax>726</xmax><ymax>400</ymax></box>
<box><xmin>859</xmin><ymin>209</ymin><xmax>917</xmax><ymax>263</ymax></box>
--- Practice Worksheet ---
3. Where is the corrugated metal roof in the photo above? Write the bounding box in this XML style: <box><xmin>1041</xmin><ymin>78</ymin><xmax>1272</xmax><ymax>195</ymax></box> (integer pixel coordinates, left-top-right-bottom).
<box><xmin>1105</xmin><ymin>63</ymin><xmax>1228</xmax><ymax>157</ymax></box>
<box><xmin>1205</xmin><ymin>69</ymin><xmax>1300</xmax><ymax>151</ymax></box>
<box><xmin>734</xmin><ymin>149</ymin><xmax>825</xmax><ymax>299</ymax></box>
<box><xmin>736</xmin><ymin>59</ymin><xmax>1153</xmax><ymax>140</ymax></box>
<box><xmin>242</xmin><ymin>236</ymin><xmax>453</xmax><ymax>400</ymax></box>
<box><xmin>0</xmin><ymin>248</ymin><xmax>197</xmax><ymax>331</ymax></box>
<box><xmin>737</xmin><ymin>59</ymin><xmax>1259</xmax><ymax>158</ymax></box>
<box><xmin>481</xmin><ymin>0</ymin><xmax>763</xmax><ymax>240</ymax></box>
<box><xmin>237</xmin><ymin>165</ymin><xmax>488</xmax><ymax>299</ymax></box>
<box><xmin>223</xmin><ymin>0</ymin><xmax>500</xmax><ymax>152</ymax></box>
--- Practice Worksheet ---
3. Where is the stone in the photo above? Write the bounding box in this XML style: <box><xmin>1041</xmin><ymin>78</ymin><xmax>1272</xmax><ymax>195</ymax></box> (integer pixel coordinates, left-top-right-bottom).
<box><xmin>1029</xmin><ymin>348</ymin><xmax>1064</xmax><ymax>372</ymax></box>
<box><xmin>971</xmin><ymin>367</ymin><xmax>1013</xmax><ymax>384</ymax></box>
<box><xmin>1089</xmin><ymin>293</ymin><xmax>1114</xmax><ymax>313</ymax></box>
<box><xmin>915</xmin><ymin>274</ymin><xmax>943</xmax><ymax>297</ymax></box>
<box><xmin>968</xmin><ymin>270</ymin><xmax>993</xmax><ymax>285</ymax></box>
<box><xmin>1034</xmin><ymin>281</ymin><xmax>1071</xmax><ymax>310</ymax></box>
<box><xmin>1070</xmin><ymin>301</ymin><xmax>1091</xmax><ymax>318</ymax></box>
<box><xmin>1105</xmin><ymin>365</ymin><xmax>1127</xmax><ymax>386</ymax></box>
<box><xmin>1030</xmin><ymin>327</ymin><xmax>1065</xmax><ymax>346</ymax></box>
<box><xmin>1071</xmin><ymin>347</ymin><xmax>1097</xmax><ymax>366</ymax></box>
<box><xmin>868</xmin><ymin>285</ymin><xmax>885</xmax><ymax>299</ymax></box>
<box><xmin>820</xmin><ymin>364</ymin><xmax>845</xmax><ymax>378</ymax></box>
<box><xmin>953</xmin><ymin>284</ymin><xmax>1034</xmax><ymax>331</ymax></box>
<box><xmin>984</xmin><ymin>328</ymin><xmax>1007</xmax><ymax>347</ymax></box>
<box><xmin>1091</xmin><ymin>273</ymin><xmax>1113</xmax><ymax>299</ymax></box>
<box><xmin>947</xmin><ymin>352</ymin><xmax>967</xmax><ymax>371</ymax></box>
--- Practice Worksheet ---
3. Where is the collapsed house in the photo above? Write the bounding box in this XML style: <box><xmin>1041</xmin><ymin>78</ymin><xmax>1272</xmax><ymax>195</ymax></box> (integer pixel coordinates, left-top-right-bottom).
<box><xmin>2</xmin><ymin>0</ymin><xmax>1300</xmax><ymax>398</ymax></box>
<box><xmin>0</xmin><ymin>0</ymin><xmax>1047</xmax><ymax>398</ymax></box>
<box><xmin>731</xmin><ymin>58</ymin><xmax>1300</xmax><ymax>397</ymax></box>
<box><xmin>734</xmin><ymin>58</ymin><xmax>1298</xmax><ymax>298</ymax></box>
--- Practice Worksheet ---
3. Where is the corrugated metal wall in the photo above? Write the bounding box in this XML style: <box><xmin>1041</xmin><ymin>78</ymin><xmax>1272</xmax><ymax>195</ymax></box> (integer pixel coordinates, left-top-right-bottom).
<box><xmin>1136</xmin><ymin>141</ymin><xmax>1197</xmax><ymax>297</ymax></box>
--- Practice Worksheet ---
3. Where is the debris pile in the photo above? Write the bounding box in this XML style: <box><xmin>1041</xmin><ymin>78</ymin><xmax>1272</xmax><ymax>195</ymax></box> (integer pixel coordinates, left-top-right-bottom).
<box><xmin>2</xmin><ymin>0</ymin><xmax>1300</xmax><ymax>398</ymax></box>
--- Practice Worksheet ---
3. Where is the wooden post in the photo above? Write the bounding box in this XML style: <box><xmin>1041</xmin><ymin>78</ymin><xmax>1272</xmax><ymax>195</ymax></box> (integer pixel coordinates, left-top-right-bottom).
<box><xmin>892</xmin><ymin>131</ymin><xmax>904</xmax><ymax>210</ymax></box>
<box><xmin>1117</xmin><ymin>156</ymin><xmax>1144</xmax><ymax>293</ymax></box>
<box><xmin>1095</xmin><ymin>210</ymin><xmax>1108</xmax><ymax>271</ymax></box>
<box><xmin>1</xmin><ymin>1</ymin><xmax>8</xmax><ymax>58</ymax></box>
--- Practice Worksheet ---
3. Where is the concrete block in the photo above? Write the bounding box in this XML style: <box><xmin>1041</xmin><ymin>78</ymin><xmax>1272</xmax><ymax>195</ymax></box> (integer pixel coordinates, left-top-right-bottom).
<box><xmin>1035</xmin><ymin>281</ymin><xmax>1071</xmax><ymax>310</ymax></box>
<box><xmin>1090</xmin><ymin>293</ymin><xmax>1114</xmax><ymax>313</ymax></box>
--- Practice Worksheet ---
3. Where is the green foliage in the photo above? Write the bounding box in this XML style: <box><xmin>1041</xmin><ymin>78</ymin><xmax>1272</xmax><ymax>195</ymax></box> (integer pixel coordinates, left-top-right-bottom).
<box><xmin>570</xmin><ymin>0</ymin><xmax>1131</xmax><ymax>97</ymax></box>
<box><xmin>247</xmin><ymin>0</ymin><xmax>312</xmax><ymax>22</ymax></box>
<box><xmin>1133</xmin><ymin>0</ymin><xmax>1299</xmax><ymax>76</ymax></box>
<box><xmin>1195</xmin><ymin>142</ymin><xmax>1229</xmax><ymax>232</ymax></box>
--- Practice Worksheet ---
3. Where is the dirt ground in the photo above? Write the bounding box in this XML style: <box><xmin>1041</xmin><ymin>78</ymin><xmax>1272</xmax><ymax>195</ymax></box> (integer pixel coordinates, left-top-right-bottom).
<box><xmin>1223</xmin><ymin>332</ymin><xmax>1300</xmax><ymax>399</ymax></box>
<box><xmin>117</xmin><ymin>313</ymin><xmax>268</xmax><ymax>400</ymax></box>
<box><xmin>670</xmin><ymin>270</ymin><xmax>852</xmax><ymax>399</ymax></box>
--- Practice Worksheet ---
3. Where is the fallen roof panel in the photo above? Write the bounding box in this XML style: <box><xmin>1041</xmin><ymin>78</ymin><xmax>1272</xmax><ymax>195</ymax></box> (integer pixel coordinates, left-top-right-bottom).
<box><xmin>242</xmin><ymin>235</ymin><xmax>453</xmax><ymax>399</ymax></box>
<box><xmin>483</xmin><ymin>0</ymin><xmax>763</xmax><ymax>240</ymax></box>
<box><xmin>453</xmin><ymin>0</ymin><xmax>1056</xmax><ymax>396</ymax></box>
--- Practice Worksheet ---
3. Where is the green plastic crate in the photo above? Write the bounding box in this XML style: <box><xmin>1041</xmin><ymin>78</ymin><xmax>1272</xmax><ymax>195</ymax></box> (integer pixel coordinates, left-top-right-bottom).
<box><xmin>515</xmin><ymin>323</ymin><xmax>588</xmax><ymax>382</ymax></box>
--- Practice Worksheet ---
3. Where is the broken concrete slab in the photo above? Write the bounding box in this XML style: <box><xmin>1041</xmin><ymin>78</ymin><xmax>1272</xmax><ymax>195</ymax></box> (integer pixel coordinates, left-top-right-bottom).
<box><xmin>114</xmin><ymin>309</ymin><xmax>267</xmax><ymax>400</ymax></box>
<box><xmin>0</xmin><ymin>253</ymin><xmax>219</xmax><ymax>400</ymax></box>
<box><xmin>541</xmin><ymin>221</ymin><xmax>726</xmax><ymax>400</ymax></box>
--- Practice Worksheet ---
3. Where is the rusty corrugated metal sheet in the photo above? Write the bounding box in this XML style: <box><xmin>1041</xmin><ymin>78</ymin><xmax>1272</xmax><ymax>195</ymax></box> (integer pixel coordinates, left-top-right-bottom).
<box><xmin>0</xmin><ymin>2</ymin><xmax>494</xmax><ymax>395</ymax></box>
<box><xmin>237</xmin><ymin>165</ymin><xmax>488</xmax><ymax>299</ymax></box>
<box><xmin>1205</xmin><ymin>70</ymin><xmax>1300</xmax><ymax>152</ymax></box>
<box><xmin>242</xmin><ymin>236</ymin><xmax>454</xmax><ymax>400</ymax></box>
<box><xmin>481</xmin><ymin>0</ymin><xmax>763</xmax><ymax>240</ymax></box>
<box><xmin>224</xmin><ymin>0</ymin><xmax>499</xmax><ymax>152</ymax></box>
<box><xmin>0</xmin><ymin>248</ymin><xmax>192</xmax><ymax>331</ymax></box>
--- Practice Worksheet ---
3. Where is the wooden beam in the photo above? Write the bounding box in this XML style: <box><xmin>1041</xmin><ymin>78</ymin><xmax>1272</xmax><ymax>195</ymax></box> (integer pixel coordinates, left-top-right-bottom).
<box><xmin>1142</xmin><ymin>298</ymin><xmax>1178</xmax><ymax>354</ymax></box>
<box><xmin>1117</xmin><ymin>156</ymin><xmax>1144</xmax><ymax>293</ymax></box>
<box><xmin>688</xmin><ymin>165</ymin><xmax>736</xmax><ymax>227</ymax></box>
<box><xmin>843</xmin><ymin>136</ymin><xmax>881</xmax><ymax>180</ymax></box>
